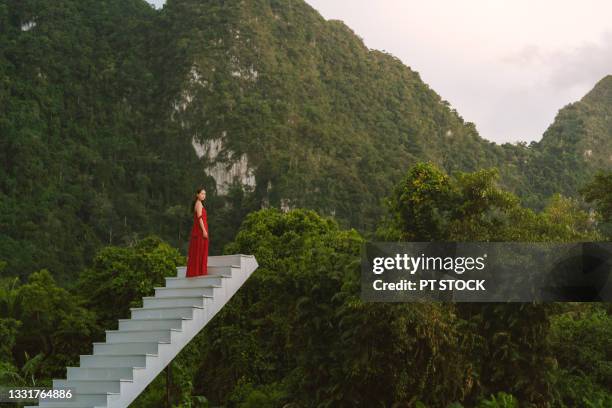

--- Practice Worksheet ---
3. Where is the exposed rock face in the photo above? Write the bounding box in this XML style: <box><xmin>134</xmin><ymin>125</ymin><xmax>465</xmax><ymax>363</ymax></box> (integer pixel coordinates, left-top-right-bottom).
<box><xmin>191</xmin><ymin>134</ymin><xmax>256</xmax><ymax>194</ymax></box>
<box><xmin>21</xmin><ymin>20</ymin><xmax>36</xmax><ymax>31</ymax></box>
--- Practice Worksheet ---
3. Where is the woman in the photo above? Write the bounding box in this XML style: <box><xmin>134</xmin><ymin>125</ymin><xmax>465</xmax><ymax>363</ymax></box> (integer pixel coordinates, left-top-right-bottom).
<box><xmin>186</xmin><ymin>187</ymin><xmax>209</xmax><ymax>277</ymax></box>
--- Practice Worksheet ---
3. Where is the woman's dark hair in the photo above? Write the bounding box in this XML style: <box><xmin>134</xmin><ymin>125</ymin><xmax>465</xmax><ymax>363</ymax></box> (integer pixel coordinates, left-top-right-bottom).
<box><xmin>190</xmin><ymin>187</ymin><xmax>206</xmax><ymax>215</ymax></box>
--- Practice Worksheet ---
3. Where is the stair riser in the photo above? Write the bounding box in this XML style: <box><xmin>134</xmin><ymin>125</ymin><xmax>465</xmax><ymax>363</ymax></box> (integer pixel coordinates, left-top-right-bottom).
<box><xmin>208</xmin><ymin>266</ymin><xmax>239</xmax><ymax>277</ymax></box>
<box><xmin>80</xmin><ymin>354</ymin><xmax>147</xmax><ymax>368</ymax></box>
<box><xmin>155</xmin><ymin>287</ymin><xmax>216</xmax><ymax>297</ymax></box>
<box><xmin>93</xmin><ymin>342</ymin><xmax>159</xmax><ymax>355</ymax></box>
<box><xmin>208</xmin><ymin>255</ymin><xmax>244</xmax><ymax>266</ymax></box>
<box><xmin>176</xmin><ymin>265</ymin><xmax>238</xmax><ymax>278</ymax></box>
<box><xmin>131</xmin><ymin>307</ymin><xmax>196</xmax><ymax>319</ymax></box>
<box><xmin>53</xmin><ymin>379</ymin><xmax>122</xmax><ymax>394</ymax></box>
<box><xmin>30</xmin><ymin>404</ymin><xmax>102</xmax><ymax>408</ymax></box>
<box><xmin>143</xmin><ymin>297</ymin><xmax>208</xmax><ymax>308</ymax></box>
<box><xmin>67</xmin><ymin>367</ymin><xmax>134</xmax><ymax>380</ymax></box>
<box><xmin>34</xmin><ymin>393</ymin><xmax>108</xmax><ymax>406</ymax></box>
<box><xmin>106</xmin><ymin>330</ymin><xmax>173</xmax><ymax>343</ymax></box>
<box><xmin>165</xmin><ymin>276</ymin><xmax>224</xmax><ymax>288</ymax></box>
<box><xmin>118</xmin><ymin>319</ymin><xmax>185</xmax><ymax>331</ymax></box>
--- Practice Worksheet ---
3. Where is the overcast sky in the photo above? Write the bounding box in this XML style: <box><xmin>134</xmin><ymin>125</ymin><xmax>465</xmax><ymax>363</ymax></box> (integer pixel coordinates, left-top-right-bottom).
<box><xmin>148</xmin><ymin>0</ymin><xmax>612</xmax><ymax>144</ymax></box>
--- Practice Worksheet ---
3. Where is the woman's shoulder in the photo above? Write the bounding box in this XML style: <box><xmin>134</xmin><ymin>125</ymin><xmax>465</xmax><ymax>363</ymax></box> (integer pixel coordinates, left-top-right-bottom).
<box><xmin>192</xmin><ymin>201</ymin><xmax>202</xmax><ymax>215</ymax></box>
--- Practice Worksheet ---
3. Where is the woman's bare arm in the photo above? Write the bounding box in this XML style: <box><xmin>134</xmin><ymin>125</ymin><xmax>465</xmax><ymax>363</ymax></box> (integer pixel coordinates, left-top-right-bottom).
<box><xmin>196</xmin><ymin>201</ymin><xmax>208</xmax><ymax>238</ymax></box>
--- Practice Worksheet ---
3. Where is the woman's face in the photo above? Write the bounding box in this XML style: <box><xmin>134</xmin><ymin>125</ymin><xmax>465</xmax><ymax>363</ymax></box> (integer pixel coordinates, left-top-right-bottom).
<box><xmin>198</xmin><ymin>189</ymin><xmax>206</xmax><ymax>201</ymax></box>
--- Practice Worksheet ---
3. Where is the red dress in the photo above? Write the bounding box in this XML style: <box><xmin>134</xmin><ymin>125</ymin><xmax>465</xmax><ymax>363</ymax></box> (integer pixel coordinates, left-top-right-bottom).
<box><xmin>186</xmin><ymin>206</ymin><xmax>209</xmax><ymax>277</ymax></box>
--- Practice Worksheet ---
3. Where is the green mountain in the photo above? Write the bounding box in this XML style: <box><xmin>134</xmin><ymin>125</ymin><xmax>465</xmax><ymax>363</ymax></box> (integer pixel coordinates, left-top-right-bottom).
<box><xmin>0</xmin><ymin>0</ymin><xmax>609</xmax><ymax>280</ymax></box>
<box><xmin>515</xmin><ymin>75</ymin><xmax>612</xmax><ymax>207</ymax></box>
<box><xmin>157</xmin><ymin>0</ymin><xmax>509</xmax><ymax>223</ymax></box>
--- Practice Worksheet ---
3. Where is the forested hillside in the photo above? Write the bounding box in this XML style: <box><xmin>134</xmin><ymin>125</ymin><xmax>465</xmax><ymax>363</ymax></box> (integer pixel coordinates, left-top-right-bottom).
<box><xmin>0</xmin><ymin>0</ymin><xmax>610</xmax><ymax>280</ymax></box>
<box><xmin>512</xmin><ymin>75</ymin><xmax>612</xmax><ymax>208</ymax></box>
<box><xmin>0</xmin><ymin>0</ymin><xmax>202</xmax><ymax>280</ymax></box>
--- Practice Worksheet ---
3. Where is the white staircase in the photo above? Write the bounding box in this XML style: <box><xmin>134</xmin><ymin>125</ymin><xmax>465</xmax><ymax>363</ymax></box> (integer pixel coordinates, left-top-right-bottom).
<box><xmin>26</xmin><ymin>254</ymin><xmax>258</xmax><ymax>408</ymax></box>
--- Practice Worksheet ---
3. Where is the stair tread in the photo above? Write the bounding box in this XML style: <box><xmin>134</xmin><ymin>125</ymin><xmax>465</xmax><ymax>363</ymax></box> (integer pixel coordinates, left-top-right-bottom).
<box><xmin>165</xmin><ymin>274</ymin><xmax>231</xmax><ymax>280</ymax></box>
<box><xmin>93</xmin><ymin>340</ymin><xmax>171</xmax><ymax>345</ymax></box>
<box><xmin>92</xmin><ymin>352</ymin><xmax>160</xmax><ymax>356</ymax></box>
<box><xmin>106</xmin><ymin>328</ymin><xmax>182</xmax><ymax>333</ymax></box>
<box><xmin>117</xmin><ymin>317</ymin><xmax>192</xmax><ymax>322</ymax></box>
<box><xmin>56</xmin><ymin>378</ymin><xmax>134</xmax><ymax>383</ymax></box>
<box><xmin>129</xmin><ymin>305</ymin><xmax>204</xmax><ymax>310</ymax></box>
<box><xmin>40</xmin><ymin>393</ymin><xmax>120</xmax><ymax>396</ymax></box>
<box><xmin>79</xmin><ymin>352</ymin><xmax>158</xmax><ymax>356</ymax></box>
<box><xmin>92</xmin><ymin>340</ymin><xmax>171</xmax><ymax>344</ymax></box>
<box><xmin>43</xmin><ymin>391</ymin><xmax>120</xmax><ymax>395</ymax></box>
<box><xmin>155</xmin><ymin>285</ymin><xmax>222</xmax><ymax>289</ymax></box>
<box><xmin>179</xmin><ymin>263</ymin><xmax>240</xmax><ymax>268</ymax></box>
<box><xmin>142</xmin><ymin>295</ymin><xmax>213</xmax><ymax>299</ymax></box>
<box><xmin>68</xmin><ymin>366</ymin><xmax>145</xmax><ymax>370</ymax></box>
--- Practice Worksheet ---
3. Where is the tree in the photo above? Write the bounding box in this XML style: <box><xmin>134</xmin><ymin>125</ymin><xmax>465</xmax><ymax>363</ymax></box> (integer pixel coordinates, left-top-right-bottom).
<box><xmin>12</xmin><ymin>270</ymin><xmax>99</xmax><ymax>381</ymax></box>
<box><xmin>580</xmin><ymin>171</ymin><xmax>612</xmax><ymax>238</ymax></box>
<box><xmin>76</xmin><ymin>235</ymin><xmax>184</xmax><ymax>330</ymax></box>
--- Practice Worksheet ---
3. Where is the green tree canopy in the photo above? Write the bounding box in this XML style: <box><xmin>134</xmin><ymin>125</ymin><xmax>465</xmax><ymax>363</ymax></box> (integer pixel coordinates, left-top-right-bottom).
<box><xmin>580</xmin><ymin>171</ymin><xmax>612</xmax><ymax>238</ymax></box>
<box><xmin>76</xmin><ymin>235</ymin><xmax>184</xmax><ymax>329</ymax></box>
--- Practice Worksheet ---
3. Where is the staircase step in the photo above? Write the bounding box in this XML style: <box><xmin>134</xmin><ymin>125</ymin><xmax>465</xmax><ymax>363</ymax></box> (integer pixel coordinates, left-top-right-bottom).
<box><xmin>142</xmin><ymin>295</ymin><xmax>211</xmax><ymax>308</ymax></box>
<box><xmin>67</xmin><ymin>366</ymin><xmax>140</xmax><ymax>380</ymax></box>
<box><xmin>209</xmin><ymin>265</ymin><xmax>240</xmax><ymax>276</ymax></box>
<box><xmin>130</xmin><ymin>305</ymin><xmax>202</xmax><ymax>319</ymax></box>
<box><xmin>25</xmin><ymin>405</ymin><xmax>94</xmax><ymax>408</ymax></box>
<box><xmin>32</xmin><ymin>392</ymin><xmax>115</xmax><ymax>407</ymax></box>
<box><xmin>93</xmin><ymin>341</ymin><xmax>168</xmax><ymax>355</ymax></box>
<box><xmin>105</xmin><ymin>328</ymin><xmax>180</xmax><ymax>343</ymax></box>
<box><xmin>176</xmin><ymin>262</ymin><xmax>242</xmax><ymax>278</ymax></box>
<box><xmin>53</xmin><ymin>379</ymin><xmax>130</xmax><ymax>394</ymax></box>
<box><xmin>176</xmin><ymin>264</ymin><xmax>239</xmax><ymax>278</ymax></box>
<box><xmin>28</xmin><ymin>404</ymin><xmax>106</xmax><ymax>407</ymax></box>
<box><xmin>164</xmin><ymin>275</ymin><xmax>227</xmax><ymax>288</ymax></box>
<box><xmin>80</xmin><ymin>354</ymin><xmax>152</xmax><ymax>368</ymax></box>
<box><xmin>154</xmin><ymin>286</ymin><xmax>219</xmax><ymax>297</ymax></box>
<box><xmin>117</xmin><ymin>317</ymin><xmax>190</xmax><ymax>331</ymax></box>
<box><xmin>208</xmin><ymin>254</ymin><xmax>253</xmax><ymax>266</ymax></box>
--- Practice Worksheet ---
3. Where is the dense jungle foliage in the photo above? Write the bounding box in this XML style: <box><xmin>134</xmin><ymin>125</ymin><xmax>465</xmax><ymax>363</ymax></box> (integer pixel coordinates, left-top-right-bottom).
<box><xmin>2</xmin><ymin>162</ymin><xmax>611</xmax><ymax>407</ymax></box>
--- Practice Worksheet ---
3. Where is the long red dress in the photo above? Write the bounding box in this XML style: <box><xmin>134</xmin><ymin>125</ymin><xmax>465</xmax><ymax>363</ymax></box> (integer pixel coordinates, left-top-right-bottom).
<box><xmin>186</xmin><ymin>205</ymin><xmax>209</xmax><ymax>277</ymax></box>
